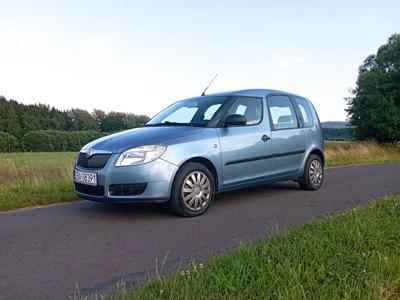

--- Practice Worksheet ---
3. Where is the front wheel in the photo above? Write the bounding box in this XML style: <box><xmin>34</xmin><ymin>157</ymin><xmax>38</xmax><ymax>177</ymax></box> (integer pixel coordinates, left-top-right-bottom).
<box><xmin>169</xmin><ymin>162</ymin><xmax>215</xmax><ymax>217</ymax></box>
<box><xmin>298</xmin><ymin>154</ymin><xmax>324</xmax><ymax>191</ymax></box>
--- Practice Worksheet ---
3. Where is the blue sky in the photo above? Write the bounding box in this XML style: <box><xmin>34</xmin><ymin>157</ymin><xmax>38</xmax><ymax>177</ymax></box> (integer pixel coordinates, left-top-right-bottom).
<box><xmin>0</xmin><ymin>1</ymin><xmax>399</xmax><ymax>121</ymax></box>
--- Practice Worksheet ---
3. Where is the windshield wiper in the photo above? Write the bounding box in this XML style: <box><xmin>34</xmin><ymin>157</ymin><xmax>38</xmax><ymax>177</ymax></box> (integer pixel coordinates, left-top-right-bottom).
<box><xmin>164</xmin><ymin>121</ymin><xmax>194</xmax><ymax>126</ymax></box>
<box><xmin>143</xmin><ymin>122</ymin><xmax>194</xmax><ymax>127</ymax></box>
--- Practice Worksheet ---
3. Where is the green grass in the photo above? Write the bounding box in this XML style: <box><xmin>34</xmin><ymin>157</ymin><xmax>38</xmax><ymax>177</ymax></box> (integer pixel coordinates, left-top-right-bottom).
<box><xmin>109</xmin><ymin>195</ymin><xmax>400</xmax><ymax>299</ymax></box>
<box><xmin>0</xmin><ymin>152</ymin><xmax>78</xmax><ymax>211</ymax></box>
<box><xmin>0</xmin><ymin>141</ymin><xmax>400</xmax><ymax>211</ymax></box>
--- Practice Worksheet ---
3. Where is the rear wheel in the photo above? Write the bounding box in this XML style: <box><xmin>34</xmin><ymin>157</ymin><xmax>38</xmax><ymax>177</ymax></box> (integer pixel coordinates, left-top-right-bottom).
<box><xmin>298</xmin><ymin>154</ymin><xmax>324</xmax><ymax>190</ymax></box>
<box><xmin>169</xmin><ymin>162</ymin><xmax>215</xmax><ymax>217</ymax></box>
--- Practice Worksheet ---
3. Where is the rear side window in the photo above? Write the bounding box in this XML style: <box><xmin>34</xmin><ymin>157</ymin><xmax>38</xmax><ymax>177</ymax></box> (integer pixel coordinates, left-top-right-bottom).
<box><xmin>294</xmin><ymin>97</ymin><xmax>313</xmax><ymax>127</ymax></box>
<box><xmin>267</xmin><ymin>95</ymin><xmax>298</xmax><ymax>130</ymax></box>
<box><xmin>227</xmin><ymin>97</ymin><xmax>263</xmax><ymax>125</ymax></box>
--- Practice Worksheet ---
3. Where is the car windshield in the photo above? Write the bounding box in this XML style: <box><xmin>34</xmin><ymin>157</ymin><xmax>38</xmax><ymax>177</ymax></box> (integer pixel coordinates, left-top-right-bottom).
<box><xmin>146</xmin><ymin>96</ymin><xmax>228</xmax><ymax>127</ymax></box>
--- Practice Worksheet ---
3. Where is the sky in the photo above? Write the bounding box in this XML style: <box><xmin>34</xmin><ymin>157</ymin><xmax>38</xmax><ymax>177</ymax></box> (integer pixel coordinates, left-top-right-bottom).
<box><xmin>0</xmin><ymin>1</ymin><xmax>399</xmax><ymax>121</ymax></box>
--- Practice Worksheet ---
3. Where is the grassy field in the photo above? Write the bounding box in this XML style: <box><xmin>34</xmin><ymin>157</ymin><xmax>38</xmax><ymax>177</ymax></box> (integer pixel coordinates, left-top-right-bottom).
<box><xmin>0</xmin><ymin>141</ymin><xmax>399</xmax><ymax>211</ymax></box>
<box><xmin>0</xmin><ymin>152</ymin><xmax>77</xmax><ymax>211</ymax></box>
<box><xmin>325</xmin><ymin>141</ymin><xmax>400</xmax><ymax>167</ymax></box>
<box><xmin>109</xmin><ymin>195</ymin><xmax>400</xmax><ymax>299</ymax></box>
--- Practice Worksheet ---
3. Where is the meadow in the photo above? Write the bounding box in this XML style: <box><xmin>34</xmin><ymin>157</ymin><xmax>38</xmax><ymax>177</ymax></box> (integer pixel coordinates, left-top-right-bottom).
<box><xmin>324</xmin><ymin>141</ymin><xmax>400</xmax><ymax>167</ymax></box>
<box><xmin>0</xmin><ymin>152</ymin><xmax>77</xmax><ymax>211</ymax></box>
<box><xmin>0</xmin><ymin>141</ymin><xmax>399</xmax><ymax>211</ymax></box>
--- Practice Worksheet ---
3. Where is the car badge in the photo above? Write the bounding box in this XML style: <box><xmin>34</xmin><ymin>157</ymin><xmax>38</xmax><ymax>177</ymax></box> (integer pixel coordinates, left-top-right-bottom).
<box><xmin>86</xmin><ymin>148</ymin><xmax>95</xmax><ymax>158</ymax></box>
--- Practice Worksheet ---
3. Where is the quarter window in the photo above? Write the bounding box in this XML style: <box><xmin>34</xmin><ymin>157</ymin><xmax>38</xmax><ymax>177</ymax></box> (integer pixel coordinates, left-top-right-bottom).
<box><xmin>267</xmin><ymin>95</ymin><xmax>298</xmax><ymax>130</ymax></box>
<box><xmin>294</xmin><ymin>97</ymin><xmax>313</xmax><ymax>127</ymax></box>
<box><xmin>227</xmin><ymin>97</ymin><xmax>262</xmax><ymax>125</ymax></box>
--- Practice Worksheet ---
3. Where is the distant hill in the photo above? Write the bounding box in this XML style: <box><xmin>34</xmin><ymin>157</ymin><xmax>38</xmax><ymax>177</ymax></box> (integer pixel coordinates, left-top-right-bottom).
<box><xmin>321</xmin><ymin>121</ymin><xmax>350</xmax><ymax>128</ymax></box>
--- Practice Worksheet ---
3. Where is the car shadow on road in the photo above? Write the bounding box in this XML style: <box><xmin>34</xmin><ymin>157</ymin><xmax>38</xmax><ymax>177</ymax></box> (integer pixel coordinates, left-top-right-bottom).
<box><xmin>82</xmin><ymin>181</ymin><xmax>300</xmax><ymax>218</ymax></box>
<box><xmin>82</xmin><ymin>201</ymin><xmax>172</xmax><ymax>219</ymax></box>
<box><xmin>214</xmin><ymin>181</ymin><xmax>300</xmax><ymax>203</ymax></box>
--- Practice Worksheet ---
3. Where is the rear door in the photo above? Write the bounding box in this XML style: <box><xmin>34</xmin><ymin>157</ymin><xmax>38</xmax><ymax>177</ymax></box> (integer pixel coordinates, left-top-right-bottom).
<box><xmin>266</xmin><ymin>94</ymin><xmax>307</xmax><ymax>176</ymax></box>
<box><xmin>217</xmin><ymin>96</ymin><xmax>273</xmax><ymax>187</ymax></box>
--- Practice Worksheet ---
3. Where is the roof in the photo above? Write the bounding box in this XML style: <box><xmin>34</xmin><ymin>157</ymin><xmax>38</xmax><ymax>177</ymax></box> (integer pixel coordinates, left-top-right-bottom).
<box><xmin>201</xmin><ymin>89</ymin><xmax>306</xmax><ymax>98</ymax></box>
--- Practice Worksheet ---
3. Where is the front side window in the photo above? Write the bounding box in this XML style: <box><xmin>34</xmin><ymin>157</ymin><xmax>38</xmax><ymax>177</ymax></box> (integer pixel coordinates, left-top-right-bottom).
<box><xmin>147</xmin><ymin>97</ymin><xmax>227</xmax><ymax>127</ymax></box>
<box><xmin>294</xmin><ymin>97</ymin><xmax>313</xmax><ymax>127</ymax></box>
<box><xmin>267</xmin><ymin>95</ymin><xmax>298</xmax><ymax>130</ymax></box>
<box><xmin>203</xmin><ymin>104</ymin><xmax>222</xmax><ymax>120</ymax></box>
<box><xmin>227</xmin><ymin>97</ymin><xmax>263</xmax><ymax>125</ymax></box>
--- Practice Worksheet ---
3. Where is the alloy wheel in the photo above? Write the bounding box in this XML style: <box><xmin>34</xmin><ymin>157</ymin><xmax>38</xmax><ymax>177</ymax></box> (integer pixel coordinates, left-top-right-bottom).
<box><xmin>309</xmin><ymin>159</ymin><xmax>323</xmax><ymax>186</ymax></box>
<box><xmin>181</xmin><ymin>171</ymin><xmax>211</xmax><ymax>211</ymax></box>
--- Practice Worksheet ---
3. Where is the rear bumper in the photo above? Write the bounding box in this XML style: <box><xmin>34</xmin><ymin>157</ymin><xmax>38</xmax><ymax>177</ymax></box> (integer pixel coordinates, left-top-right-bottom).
<box><xmin>74</xmin><ymin>155</ymin><xmax>178</xmax><ymax>203</ymax></box>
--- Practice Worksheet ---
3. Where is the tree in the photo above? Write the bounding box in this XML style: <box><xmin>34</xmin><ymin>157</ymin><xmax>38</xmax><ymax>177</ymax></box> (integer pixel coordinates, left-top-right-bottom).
<box><xmin>66</xmin><ymin>109</ymin><xmax>98</xmax><ymax>131</ymax></box>
<box><xmin>100</xmin><ymin>112</ymin><xmax>128</xmax><ymax>132</ymax></box>
<box><xmin>0</xmin><ymin>132</ymin><xmax>18</xmax><ymax>152</ymax></box>
<box><xmin>0</xmin><ymin>98</ymin><xmax>23</xmax><ymax>138</ymax></box>
<box><xmin>346</xmin><ymin>33</ymin><xmax>400</xmax><ymax>143</ymax></box>
<box><xmin>92</xmin><ymin>109</ymin><xmax>106</xmax><ymax>131</ymax></box>
<box><xmin>135</xmin><ymin>114</ymin><xmax>151</xmax><ymax>126</ymax></box>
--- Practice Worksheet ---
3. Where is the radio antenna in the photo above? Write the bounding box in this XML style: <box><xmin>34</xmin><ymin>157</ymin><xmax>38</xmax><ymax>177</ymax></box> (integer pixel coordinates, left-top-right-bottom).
<box><xmin>201</xmin><ymin>74</ymin><xmax>218</xmax><ymax>96</ymax></box>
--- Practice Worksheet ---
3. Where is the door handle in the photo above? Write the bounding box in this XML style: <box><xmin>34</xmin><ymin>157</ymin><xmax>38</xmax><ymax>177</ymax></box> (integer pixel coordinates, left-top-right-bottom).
<box><xmin>261</xmin><ymin>135</ymin><xmax>271</xmax><ymax>142</ymax></box>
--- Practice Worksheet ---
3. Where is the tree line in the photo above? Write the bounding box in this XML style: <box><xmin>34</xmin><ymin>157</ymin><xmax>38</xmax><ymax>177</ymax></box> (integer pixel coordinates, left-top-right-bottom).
<box><xmin>0</xmin><ymin>96</ymin><xmax>150</xmax><ymax>138</ymax></box>
<box><xmin>323</xmin><ymin>128</ymin><xmax>353</xmax><ymax>141</ymax></box>
<box><xmin>0</xmin><ymin>96</ymin><xmax>150</xmax><ymax>152</ymax></box>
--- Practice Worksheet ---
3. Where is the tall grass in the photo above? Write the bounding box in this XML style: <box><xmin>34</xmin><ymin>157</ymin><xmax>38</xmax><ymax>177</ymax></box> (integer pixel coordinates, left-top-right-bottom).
<box><xmin>325</xmin><ymin>141</ymin><xmax>400</xmax><ymax>167</ymax></box>
<box><xmin>0</xmin><ymin>152</ymin><xmax>77</xmax><ymax>211</ymax></box>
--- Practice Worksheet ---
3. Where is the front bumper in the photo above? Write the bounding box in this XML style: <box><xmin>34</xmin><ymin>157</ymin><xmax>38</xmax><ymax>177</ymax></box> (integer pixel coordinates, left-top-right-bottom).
<box><xmin>74</xmin><ymin>154</ymin><xmax>178</xmax><ymax>203</ymax></box>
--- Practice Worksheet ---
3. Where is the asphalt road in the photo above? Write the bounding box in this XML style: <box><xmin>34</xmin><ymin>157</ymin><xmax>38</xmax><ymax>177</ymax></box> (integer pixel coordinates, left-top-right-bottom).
<box><xmin>1</xmin><ymin>163</ymin><xmax>400</xmax><ymax>299</ymax></box>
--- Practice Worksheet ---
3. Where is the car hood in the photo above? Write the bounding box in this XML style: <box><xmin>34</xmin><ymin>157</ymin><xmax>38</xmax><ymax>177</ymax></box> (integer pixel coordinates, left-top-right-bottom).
<box><xmin>81</xmin><ymin>126</ymin><xmax>204</xmax><ymax>153</ymax></box>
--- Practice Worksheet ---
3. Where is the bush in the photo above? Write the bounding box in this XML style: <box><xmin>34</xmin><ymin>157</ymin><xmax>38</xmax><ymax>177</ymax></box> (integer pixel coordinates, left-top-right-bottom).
<box><xmin>21</xmin><ymin>130</ymin><xmax>109</xmax><ymax>152</ymax></box>
<box><xmin>0</xmin><ymin>132</ymin><xmax>18</xmax><ymax>152</ymax></box>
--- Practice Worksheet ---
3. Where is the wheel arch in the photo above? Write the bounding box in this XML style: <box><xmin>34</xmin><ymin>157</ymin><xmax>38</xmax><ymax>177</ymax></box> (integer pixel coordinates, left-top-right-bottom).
<box><xmin>176</xmin><ymin>157</ymin><xmax>219</xmax><ymax>191</ymax></box>
<box><xmin>308</xmin><ymin>148</ymin><xmax>325</xmax><ymax>166</ymax></box>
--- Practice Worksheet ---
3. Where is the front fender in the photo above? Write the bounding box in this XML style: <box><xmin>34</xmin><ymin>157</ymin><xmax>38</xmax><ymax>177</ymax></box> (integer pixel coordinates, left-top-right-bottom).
<box><xmin>160</xmin><ymin>128</ymin><xmax>222</xmax><ymax>190</ymax></box>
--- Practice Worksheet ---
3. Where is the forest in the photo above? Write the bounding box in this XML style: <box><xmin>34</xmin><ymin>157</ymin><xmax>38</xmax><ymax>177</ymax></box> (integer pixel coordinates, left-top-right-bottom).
<box><xmin>0</xmin><ymin>96</ymin><xmax>150</xmax><ymax>152</ymax></box>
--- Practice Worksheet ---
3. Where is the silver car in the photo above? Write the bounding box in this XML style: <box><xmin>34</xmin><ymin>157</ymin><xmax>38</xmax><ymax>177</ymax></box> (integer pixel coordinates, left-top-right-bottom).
<box><xmin>74</xmin><ymin>89</ymin><xmax>324</xmax><ymax>217</ymax></box>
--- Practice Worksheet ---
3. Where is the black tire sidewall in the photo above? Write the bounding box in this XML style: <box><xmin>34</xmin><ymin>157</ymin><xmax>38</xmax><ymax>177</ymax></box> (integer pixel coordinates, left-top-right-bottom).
<box><xmin>170</xmin><ymin>162</ymin><xmax>215</xmax><ymax>217</ymax></box>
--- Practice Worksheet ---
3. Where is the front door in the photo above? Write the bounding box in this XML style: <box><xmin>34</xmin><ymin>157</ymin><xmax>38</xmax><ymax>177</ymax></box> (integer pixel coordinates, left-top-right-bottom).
<box><xmin>217</xmin><ymin>96</ymin><xmax>272</xmax><ymax>187</ymax></box>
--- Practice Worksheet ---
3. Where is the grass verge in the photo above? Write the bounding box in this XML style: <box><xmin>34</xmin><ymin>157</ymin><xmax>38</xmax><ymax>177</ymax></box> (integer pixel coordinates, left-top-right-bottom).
<box><xmin>0</xmin><ymin>141</ymin><xmax>399</xmax><ymax>211</ymax></box>
<box><xmin>325</xmin><ymin>140</ymin><xmax>400</xmax><ymax>167</ymax></box>
<box><xmin>0</xmin><ymin>152</ymin><xmax>77</xmax><ymax>211</ymax></box>
<box><xmin>110</xmin><ymin>195</ymin><xmax>400</xmax><ymax>299</ymax></box>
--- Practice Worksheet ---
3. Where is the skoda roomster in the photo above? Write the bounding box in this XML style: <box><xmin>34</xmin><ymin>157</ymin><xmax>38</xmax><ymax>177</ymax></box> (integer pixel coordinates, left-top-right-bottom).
<box><xmin>74</xmin><ymin>89</ymin><xmax>324</xmax><ymax>217</ymax></box>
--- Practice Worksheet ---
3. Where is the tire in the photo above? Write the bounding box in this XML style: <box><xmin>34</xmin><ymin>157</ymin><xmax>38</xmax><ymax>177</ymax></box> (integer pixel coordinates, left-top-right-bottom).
<box><xmin>298</xmin><ymin>154</ymin><xmax>324</xmax><ymax>191</ymax></box>
<box><xmin>169</xmin><ymin>162</ymin><xmax>215</xmax><ymax>217</ymax></box>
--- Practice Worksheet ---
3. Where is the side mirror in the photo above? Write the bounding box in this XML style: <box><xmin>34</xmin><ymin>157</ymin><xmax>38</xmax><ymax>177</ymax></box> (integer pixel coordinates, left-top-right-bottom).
<box><xmin>224</xmin><ymin>114</ymin><xmax>247</xmax><ymax>127</ymax></box>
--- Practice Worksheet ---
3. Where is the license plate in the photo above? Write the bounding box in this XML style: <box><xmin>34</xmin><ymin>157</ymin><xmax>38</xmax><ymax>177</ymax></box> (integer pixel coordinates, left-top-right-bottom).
<box><xmin>74</xmin><ymin>170</ymin><xmax>97</xmax><ymax>186</ymax></box>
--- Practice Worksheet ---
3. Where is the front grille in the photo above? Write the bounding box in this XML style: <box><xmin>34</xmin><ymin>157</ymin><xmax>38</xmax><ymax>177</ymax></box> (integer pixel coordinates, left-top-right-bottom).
<box><xmin>109</xmin><ymin>183</ymin><xmax>147</xmax><ymax>196</ymax></box>
<box><xmin>77</xmin><ymin>153</ymin><xmax>111</xmax><ymax>169</ymax></box>
<box><xmin>74</xmin><ymin>182</ymin><xmax>105</xmax><ymax>196</ymax></box>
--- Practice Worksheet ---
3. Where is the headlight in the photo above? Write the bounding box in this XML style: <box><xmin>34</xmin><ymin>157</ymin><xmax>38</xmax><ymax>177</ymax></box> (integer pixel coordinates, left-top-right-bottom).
<box><xmin>115</xmin><ymin>145</ymin><xmax>167</xmax><ymax>167</ymax></box>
